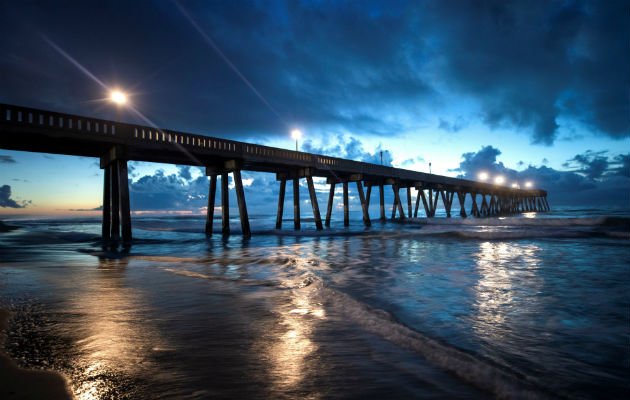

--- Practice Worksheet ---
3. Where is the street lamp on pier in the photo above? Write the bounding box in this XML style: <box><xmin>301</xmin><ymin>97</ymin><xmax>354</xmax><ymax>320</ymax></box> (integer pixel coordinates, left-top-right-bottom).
<box><xmin>110</xmin><ymin>90</ymin><xmax>127</xmax><ymax>122</ymax></box>
<box><xmin>291</xmin><ymin>129</ymin><xmax>302</xmax><ymax>152</ymax></box>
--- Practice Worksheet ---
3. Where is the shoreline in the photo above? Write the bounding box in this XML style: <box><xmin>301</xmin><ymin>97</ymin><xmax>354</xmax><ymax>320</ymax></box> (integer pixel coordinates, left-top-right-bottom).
<box><xmin>0</xmin><ymin>307</ymin><xmax>74</xmax><ymax>400</ymax></box>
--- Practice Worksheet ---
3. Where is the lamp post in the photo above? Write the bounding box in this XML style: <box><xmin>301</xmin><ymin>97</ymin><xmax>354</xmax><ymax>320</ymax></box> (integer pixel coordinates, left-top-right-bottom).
<box><xmin>291</xmin><ymin>129</ymin><xmax>302</xmax><ymax>152</ymax></box>
<box><xmin>429</xmin><ymin>162</ymin><xmax>432</xmax><ymax>174</ymax></box>
<box><xmin>110</xmin><ymin>90</ymin><xmax>126</xmax><ymax>122</ymax></box>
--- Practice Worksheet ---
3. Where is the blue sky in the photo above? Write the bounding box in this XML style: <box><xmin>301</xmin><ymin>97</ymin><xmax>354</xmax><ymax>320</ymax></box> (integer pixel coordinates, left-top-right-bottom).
<box><xmin>1</xmin><ymin>0</ymin><xmax>628</xmax><ymax>215</ymax></box>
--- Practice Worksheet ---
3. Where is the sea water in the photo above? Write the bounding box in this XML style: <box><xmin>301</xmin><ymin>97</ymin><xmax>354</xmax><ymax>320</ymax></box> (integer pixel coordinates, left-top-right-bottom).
<box><xmin>0</xmin><ymin>206</ymin><xmax>628</xmax><ymax>399</ymax></box>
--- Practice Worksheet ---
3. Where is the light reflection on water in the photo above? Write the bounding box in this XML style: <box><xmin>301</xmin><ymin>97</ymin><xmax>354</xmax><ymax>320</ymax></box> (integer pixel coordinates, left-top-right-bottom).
<box><xmin>473</xmin><ymin>242</ymin><xmax>542</xmax><ymax>330</ymax></box>
<box><xmin>70</xmin><ymin>257</ymin><xmax>169</xmax><ymax>400</ymax></box>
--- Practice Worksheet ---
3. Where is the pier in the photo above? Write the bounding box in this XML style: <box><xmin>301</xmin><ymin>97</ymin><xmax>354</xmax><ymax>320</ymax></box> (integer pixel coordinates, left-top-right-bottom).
<box><xmin>0</xmin><ymin>103</ymin><xmax>549</xmax><ymax>241</ymax></box>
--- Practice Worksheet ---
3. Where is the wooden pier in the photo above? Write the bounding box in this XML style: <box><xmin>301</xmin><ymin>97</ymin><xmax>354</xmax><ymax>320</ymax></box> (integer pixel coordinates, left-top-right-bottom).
<box><xmin>0</xmin><ymin>103</ymin><xmax>549</xmax><ymax>241</ymax></box>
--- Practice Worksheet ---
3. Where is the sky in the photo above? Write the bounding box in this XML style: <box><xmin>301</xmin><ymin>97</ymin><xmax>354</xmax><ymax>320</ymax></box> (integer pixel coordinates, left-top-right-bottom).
<box><xmin>0</xmin><ymin>0</ymin><xmax>628</xmax><ymax>216</ymax></box>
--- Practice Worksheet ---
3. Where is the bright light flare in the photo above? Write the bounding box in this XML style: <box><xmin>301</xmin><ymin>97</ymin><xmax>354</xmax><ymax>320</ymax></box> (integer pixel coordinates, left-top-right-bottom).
<box><xmin>494</xmin><ymin>176</ymin><xmax>505</xmax><ymax>184</ymax></box>
<box><xmin>478</xmin><ymin>172</ymin><xmax>489</xmax><ymax>181</ymax></box>
<box><xmin>511</xmin><ymin>183</ymin><xmax>518</xmax><ymax>188</ymax></box>
<box><xmin>110</xmin><ymin>91</ymin><xmax>127</xmax><ymax>104</ymax></box>
<box><xmin>525</xmin><ymin>181</ymin><xmax>533</xmax><ymax>188</ymax></box>
<box><xmin>291</xmin><ymin>129</ymin><xmax>302</xmax><ymax>140</ymax></box>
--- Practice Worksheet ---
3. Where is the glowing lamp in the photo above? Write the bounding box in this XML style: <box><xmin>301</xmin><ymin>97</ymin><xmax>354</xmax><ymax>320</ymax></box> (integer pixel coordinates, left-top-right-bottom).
<box><xmin>110</xmin><ymin>91</ymin><xmax>126</xmax><ymax>104</ymax></box>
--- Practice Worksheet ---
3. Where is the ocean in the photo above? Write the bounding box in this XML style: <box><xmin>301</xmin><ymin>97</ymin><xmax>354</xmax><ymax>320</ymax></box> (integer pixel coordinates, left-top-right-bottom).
<box><xmin>0</xmin><ymin>206</ymin><xmax>628</xmax><ymax>399</ymax></box>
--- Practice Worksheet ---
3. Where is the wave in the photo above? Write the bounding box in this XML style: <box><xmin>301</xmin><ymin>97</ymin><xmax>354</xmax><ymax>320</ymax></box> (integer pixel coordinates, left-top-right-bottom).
<box><xmin>314</xmin><ymin>282</ymin><xmax>557</xmax><ymax>400</ymax></box>
<box><xmin>160</xmin><ymin>261</ymin><xmax>555</xmax><ymax>399</ymax></box>
<box><xmin>409</xmin><ymin>216</ymin><xmax>629</xmax><ymax>227</ymax></box>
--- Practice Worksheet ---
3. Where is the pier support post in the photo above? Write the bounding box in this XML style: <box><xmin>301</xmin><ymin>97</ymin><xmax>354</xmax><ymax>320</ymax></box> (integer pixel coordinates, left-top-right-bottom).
<box><xmin>221</xmin><ymin>172</ymin><xmax>230</xmax><ymax>235</ymax></box>
<box><xmin>420</xmin><ymin>190</ymin><xmax>430</xmax><ymax>217</ymax></box>
<box><xmin>276</xmin><ymin>179</ymin><xmax>286</xmax><ymax>229</ymax></box>
<box><xmin>471</xmin><ymin>193</ymin><xmax>480</xmax><ymax>217</ymax></box>
<box><xmin>431</xmin><ymin>189</ymin><xmax>439</xmax><ymax>217</ymax></box>
<box><xmin>544</xmin><ymin>196</ymin><xmax>550</xmax><ymax>211</ymax></box>
<box><xmin>102</xmin><ymin>167</ymin><xmax>111</xmax><ymax>239</ymax></box>
<box><xmin>293</xmin><ymin>178</ymin><xmax>301</xmax><ymax>230</ymax></box>
<box><xmin>343</xmin><ymin>181</ymin><xmax>349</xmax><ymax>226</ymax></box>
<box><xmin>206</xmin><ymin>175</ymin><xmax>217</xmax><ymax>235</ymax></box>
<box><xmin>440</xmin><ymin>190</ymin><xmax>453</xmax><ymax>217</ymax></box>
<box><xmin>100</xmin><ymin>147</ymin><xmax>132</xmax><ymax>241</ymax></box>
<box><xmin>110</xmin><ymin>161</ymin><xmax>120</xmax><ymax>239</ymax></box>
<box><xmin>457</xmin><ymin>192</ymin><xmax>467</xmax><ymax>218</ymax></box>
<box><xmin>379</xmin><ymin>184</ymin><xmax>385</xmax><ymax>220</ymax></box>
<box><xmin>325</xmin><ymin>182</ymin><xmax>335</xmax><ymax>227</ymax></box>
<box><xmin>366</xmin><ymin>184</ymin><xmax>372</xmax><ymax>209</ymax></box>
<box><xmin>233</xmin><ymin>169</ymin><xmax>251</xmax><ymax>237</ymax></box>
<box><xmin>118</xmin><ymin>160</ymin><xmax>132</xmax><ymax>242</ymax></box>
<box><xmin>392</xmin><ymin>183</ymin><xmax>405</xmax><ymax>219</ymax></box>
<box><xmin>414</xmin><ymin>187</ymin><xmax>421</xmax><ymax>217</ymax></box>
<box><xmin>306</xmin><ymin>176</ymin><xmax>323</xmax><ymax>230</ymax></box>
<box><xmin>356</xmin><ymin>181</ymin><xmax>371</xmax><ymax>226</ymax></box>
<box><xmin>407</xmin><ymin>187</ymin><xmax>413</xmax><ymax>218</ymax></box>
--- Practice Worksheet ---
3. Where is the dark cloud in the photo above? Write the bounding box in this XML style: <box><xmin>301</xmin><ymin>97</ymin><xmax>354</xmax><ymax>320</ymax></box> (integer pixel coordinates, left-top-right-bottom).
<box><xmin>0</xmin><ymin>185</ymin><xmax>29</xmax><ymax>208</ymax></box>
<box><xmin>611</xmin><ymin>154</ymin><xmax>630</xmax><ymax>177</ymax></box>
<box><xmin>426</xmin><ymin>0</ymin><xmax>629</xmax><ymax>144</ymax></box>
<box><xmin>453</xmin><ymin>146</ymin><xmax>629</xmax><ymax>206</ymax></box>
<box><xmin>564</xmin><ymin>150</ymin><xmax>609</xmax><ymax>179</ymax></box>
<box><xmin>302</xmin><ymin>135</ymin><xmax>394</xmax><ymax>166</ymax></box>
<box><xmin>2</xmin><ymin>1</ymin><xmax>624</xmax><ymax>144</ymax></box>
<box><xmin>0</xmin><ymin>155</ymin><xmax>16</xmax><ymax>163</ymax></box>
<box><xmin>177</xmin><ymin>165</ymin><xmax>193</xmax><ymax>181</ymax></box>
<box><xmin>438</xmin><ymin>116</ymin><xmax>468</xmax><ymax>133</ymax></box>
<box><xmin>130</xmin><ymin>170</ymin><xmax>209</xmax><ymax>211</ymax></box>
